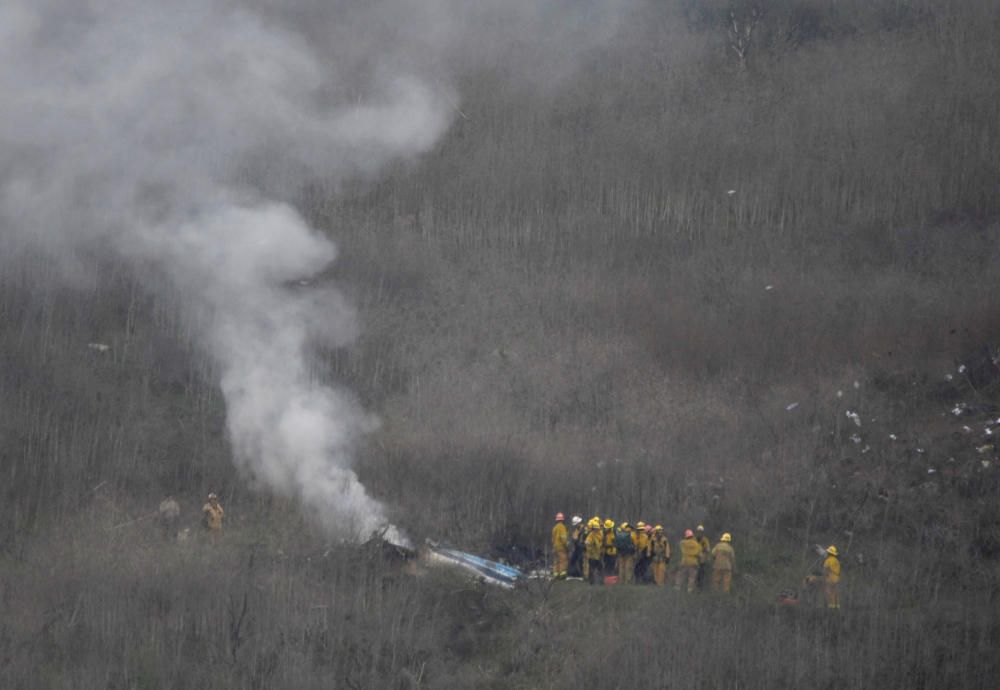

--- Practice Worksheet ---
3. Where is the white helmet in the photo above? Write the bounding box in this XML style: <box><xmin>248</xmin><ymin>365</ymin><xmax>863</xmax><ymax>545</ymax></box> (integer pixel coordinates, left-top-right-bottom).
<box><xmin>571</xmin><ymin>515</ymin><xmax>583</xmax><ymax>525</ymax></box>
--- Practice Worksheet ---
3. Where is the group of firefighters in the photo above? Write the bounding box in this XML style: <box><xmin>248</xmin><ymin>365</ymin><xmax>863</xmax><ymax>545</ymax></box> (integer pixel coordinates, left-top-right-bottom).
<box><xmin>550</xmin><ymin>513</ymin><xmax>842</xmax><ymax>607</ymax></box>
<box><xmin>157</xmin><ymin>492</ymin><xmax>225</xmax><ymax>541</ymax></box>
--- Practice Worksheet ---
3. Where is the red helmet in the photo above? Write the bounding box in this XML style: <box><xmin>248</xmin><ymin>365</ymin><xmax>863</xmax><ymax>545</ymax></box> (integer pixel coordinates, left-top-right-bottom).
<box><xmin>555</xmin><ymin>512</ymin><xmax>565</xmax><ymax>521</ymax></box>
<box><xmin>684</xmin><ymin>529</ymin><xmax>694</xmax><ymax>538</ymax></box>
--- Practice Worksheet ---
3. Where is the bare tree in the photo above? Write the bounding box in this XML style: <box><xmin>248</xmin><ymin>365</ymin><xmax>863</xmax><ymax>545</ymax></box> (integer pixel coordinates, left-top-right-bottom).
<box><xmin>728</xmin><ymin>1</ymin><xmax>766</xmax><ymax>70</ymax></box>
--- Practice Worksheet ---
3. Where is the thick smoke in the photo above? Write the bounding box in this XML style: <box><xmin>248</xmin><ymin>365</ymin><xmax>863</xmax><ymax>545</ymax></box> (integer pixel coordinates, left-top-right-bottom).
<box><xmin>0</xmin><ymin>0</ymin><xmax>633</xmax><ymax>538</ymax></box>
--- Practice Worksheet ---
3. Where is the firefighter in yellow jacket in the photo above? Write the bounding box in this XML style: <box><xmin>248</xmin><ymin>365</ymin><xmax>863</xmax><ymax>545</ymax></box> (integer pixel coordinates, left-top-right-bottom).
<box><xmin>650</xmin><ymin>525</ymin><xmax>671</xmax><ymax>586</ymax></box>
<box><xmin>695</xmin><ymin>524</ymin><xmax>711</xmax><ymax>590</ymax></box>
<box><xmin>551</xmin><ymin>513</ymin><xmax>569</xmax><ymax>579</ymax></box>
<box><xmin>202</xmin><ymin>492</ymin><xmax>224</xmax><ymax>541</ymax></box>
<box><xmin>602</xmin><ymin>519</ymin><xmax>618</xmax><ymax>577</ymax></box>
<box><xmin>823</xmin><ymin>545</ymin><xmax>841</xmax><ymax>609</ymax></box>
<box><xmin>634</xmin><ymin>522</ymin><xmax>652</xmax><ymax>583</ymax></box>
<box><xmin>616</xmin><ymin>522</ymin><xmax>637</xmax><ymax>584</ymax></box>
<box><xmin>710</xmin><ymin>533</ymin><xmax>736</xmax><ymax>593</ymax></box>
<box><xmin>584</xmin><ymin>518</ymin><xmax>604</xmax><ymax>585</ymax></box>
<box><xmin>674</xmin><ymin>529</ymin><xmax>702</xmax><ymax>592</ymax></box>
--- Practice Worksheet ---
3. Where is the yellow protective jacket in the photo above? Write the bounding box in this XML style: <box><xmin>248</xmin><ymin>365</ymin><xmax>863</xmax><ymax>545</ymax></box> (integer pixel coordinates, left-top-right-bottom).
<box><xmin>710</xmin><ymin>542</ymin><xmax>735</xmax><ymax>571</ymax></box>
<box><xmin>823</xmin><ymin>555</ymin><xmax>841</xmax><ymax>583</ymax></box>
<box><xmin>552</xmin><ymin>523</ymin><xmax>568</xmax><ymax>551</ymax></box>
<box><xmin>697</xmin><ymin>536</ymin><xmax>711</xmax><ymax>563</ymax></box>
<box><xmin>679</xmin><ymin>537</ymin><xmax>702</xmax><ymax>567</ymax></box>
<box><xmin>635</xmin><ymin>532</ymin><xmax>651</xmax><ymax>558</ymax></box>
<box><xmin>202</xmin><ymin>503</ymin><xmax>224</xmax><ymax>530</ymax></box>
<box><xmin>603</xmin><ymin>529</ymin><xmax>617</xmax><ymax>557</ymax></box>
<box><xmin>585</xmin><ymin>529</ymin><xmax>604</xmax><ymax>560</ymax></box>
<box><xmin>651</xmin><ymin>534</ymin><xmax>671</xmax><ymax>562</ymax></box>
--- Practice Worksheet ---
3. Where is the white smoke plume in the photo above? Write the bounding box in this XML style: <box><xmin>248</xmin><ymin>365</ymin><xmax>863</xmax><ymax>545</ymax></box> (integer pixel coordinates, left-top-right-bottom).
<box><xmin>0</xmin><ymin>0</ymin><xmax>634</xmax><ymax>538</ymax></box>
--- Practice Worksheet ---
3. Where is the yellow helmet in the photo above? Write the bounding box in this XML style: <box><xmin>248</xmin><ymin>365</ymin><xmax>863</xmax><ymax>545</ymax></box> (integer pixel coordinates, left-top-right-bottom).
<box><xmin>654</xmin><ymin>525</ymin><xmax>663</xmax><ymax>532</ymax></box>
<box><xmin>620</xmin><ymin>521</ymin><xmax>630</xmax><ymax>530</ymax></box>
<box><xmin>636</xmin><ymin>521</ymin><xmax>646</xmax><ymax>529</ymax></box>
<box><xmin>604</xmin><ymin>519</ymin><xmax>614</xmax><ymax>529</ymax></box>
<box><xmin>588</xmin><ymin>518</ymin><xmax>600</xmax><ymax>529</ymax></box>
<box><xmin>721</xmin><ymin>533</ymin><xmax>732</xmax><ymax>542</ymax></box>
<box><xmin>827</xmin><ymin>545</ymin><xmax>838</xmax><ymax>556</ymax></box>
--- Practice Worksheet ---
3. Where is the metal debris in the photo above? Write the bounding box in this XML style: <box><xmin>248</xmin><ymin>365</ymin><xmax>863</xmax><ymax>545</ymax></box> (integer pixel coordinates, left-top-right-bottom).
<box><xmin>786</xmin><ymin>402</ymin><xmax>799</xmax><ymax>411</ymax></box>
<box><xmin>850</xmin><ymin>433</ymin><xmax>862</xmax><ymax>444</ymax></box>
<box><xmin>846</xmin><ymin>411</ymin><xmax>862</xmax><ymax>427</ymax></box>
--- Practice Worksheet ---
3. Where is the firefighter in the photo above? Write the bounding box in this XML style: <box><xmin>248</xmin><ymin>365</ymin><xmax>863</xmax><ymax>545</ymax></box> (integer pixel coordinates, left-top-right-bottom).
<box><xmin>551</xmin><ymin>513</ymin><xmax>569</xmax><ymax>579</ymax></box>
<box><xmin>650</xmin><ymin>525</ymin><xmax>671</xmax><ymax>586</ymax></box>
<box><xmin>710</xmin><ymin>532</ymin><xmax>736</xmax><ymax>593</ymax></box>
<box><xmin>602</xmin><ymin>519</ymin><xmax>618</xmax><ymax>578</ymax></box>
<box><xmin>823</xmin><ymin>545</ymin><xmax>841</xmax><ymax>609</ymax></box>
<box><xmin>674</xmin><ymin>529</ymin><xmax>702</xmax><ymax>592</ymax></box>
<box><xmin>695</xmin><ymin>524</ymin><xmax>711</xmax><ymax>590</ymax></box>
<box><xmin>202</xmin><ymin>492</ymin><xmax>224</xmax><ymax>541</ymax></box>
<box><xmin>568</xmin><ymin>515</ymin><xmax>585</xmax><ymax>577</ymax></box>
<box><xmin>616</xmin><ymin>522</ymin><xmax>637</xmax><ymax>584</ymax></box>
<box><xmin>584</xmin><ymin>518</ymin><xmax>604</xmax><ymax>585</ymax></box>
<box><xmin>634</xmin><ymin>522</ymin><xmax>652</xmax><ymax>583</ymax></box>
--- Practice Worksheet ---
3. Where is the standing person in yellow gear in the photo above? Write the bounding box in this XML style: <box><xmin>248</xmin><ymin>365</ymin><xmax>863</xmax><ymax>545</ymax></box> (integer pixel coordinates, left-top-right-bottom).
<box><xmin>823</xmin><ymin>545</ymin><xmax>841</xmax><ymax>609</ymax></box>
<box><xmin>695</xmin><ymin>524</ymin><xmax>711</xmax><ymax>590</ymax></box>
<box><xmin>674</xmin><ymin>529</ymin><xmax>702</xmax><ymax>592</ymax></box>
<box><xmin>634</xmin><ymin>522</ymin><xmax>652</xmax><ymax>583</ymax></box>
<box><xmin>202</xmin><ymin>492</ymin><xmax>224</xmax><ymax>542</ymax></box>
<box><xmin>650</xmin><ymin>525</ymin><xmax>671</xmax><ymax>586</ymax></box>
<box><xmin>615</xmin><ymin>522</ymin><xmax>637</xmax><ymax>584</ymax></box>
<box><xmin>584</xmin><ymin>518</ymin><xmax>604</xmax><ymax>585</ymax></box>
<box><xmin>602</xmin><ymin>519</ymin><xmax>618</xmax><ymax>580</ymax></box>
<box><xmin>568</xmin><ymin>516</ymin><xmax>585</xmax><ymax>578</ymax></box>
<box><xmin>551</xmin><ymin>513</ymin><xmax>569</xmax><ymax>579</ymax></box>
<box><xmin>710</xmin><ymin>533</ymin><xmax>736</xmax><ymax>593</ymax></box>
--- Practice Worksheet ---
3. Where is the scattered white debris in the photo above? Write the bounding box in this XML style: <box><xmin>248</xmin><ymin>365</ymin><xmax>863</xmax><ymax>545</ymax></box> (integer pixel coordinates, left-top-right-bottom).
<box><xmin>87</xmin><ymin>343</ymin><xmax>110</xmax><ymax>353</ymax></box>
<box><xmin>853</xmin><ymin>381</ymin><xmax>860</xmax><ymax>389</ymax></box>
<box><xmin>850</xmin><ymin>434</ymin><xmax>862</xmax><ymax>444</ymax></box>
<box><xmin>986</xmin><ymin>428</ymin><xmax>993</xmax><ymax>436</ymax></box>
<box><xmin>927</xmin><ymin>468</ymin><xmax>937</xmax><ymax>474</ymax></box>
<box><xmin>765</xmin><ymin>285</ymin><xmax>774</xmax><ymax>291</ymax></box>
<box><xmin>945</xmin><ymin>373</ymin><xmax>954</xmax><ymax>381</ymax></box>
<box><xmin>846</xmin><ymin>411</ymin><xmax>862</xmax><ymax>427</ymax></box>
<box><xmin>983</xmin><ymin>460</ymin><xmax>992</xmax><ymax>469</ymax></box>
<box><xmin>727</xmin><ymin>189</ymin><xmax>736</xmax><ymax>195</ymax></box>
<box><xmin>889</xmin><ymin>434</ymin><xmax>898</xmax><ymax>441</ymax></box>
<box><xmin>962</xmin><ymin>426</ymin><xmax>972</xmax><ymax>433</ymax></box>
<box><xmin>951</xmin><ymin>404</ymin><xmax>965</xmax><ymax>416</ymax></box>
<box><xmin>916</xmin><ymin>448</ymin><xmax>925</xmax><ymax>454</ymax></box>
<box><xmin>836</xmin><ymin>390</ymin><xmax>843</xmax><ymax>398</ymax></box>
<box><xmin>958</xmin><ymin>364</ymin><xmax>967</xmax><ymax>373</ymax></box>
<box><xmin>786</xmin><ymin>402</ymin><xmax>799</xmax><ymax>411</ymax></box>
<box><xmin>861</xmin><ymin>445</ymin><xmax>871</xmax><ymax>454</ymax></box>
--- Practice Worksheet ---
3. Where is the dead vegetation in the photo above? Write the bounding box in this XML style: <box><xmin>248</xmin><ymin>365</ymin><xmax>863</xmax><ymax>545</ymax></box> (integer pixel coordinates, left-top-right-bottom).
<box><xmin>3</xmin><ymin>1</ymin><xmax>1000</xmax><ymax>687</ymax></box>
